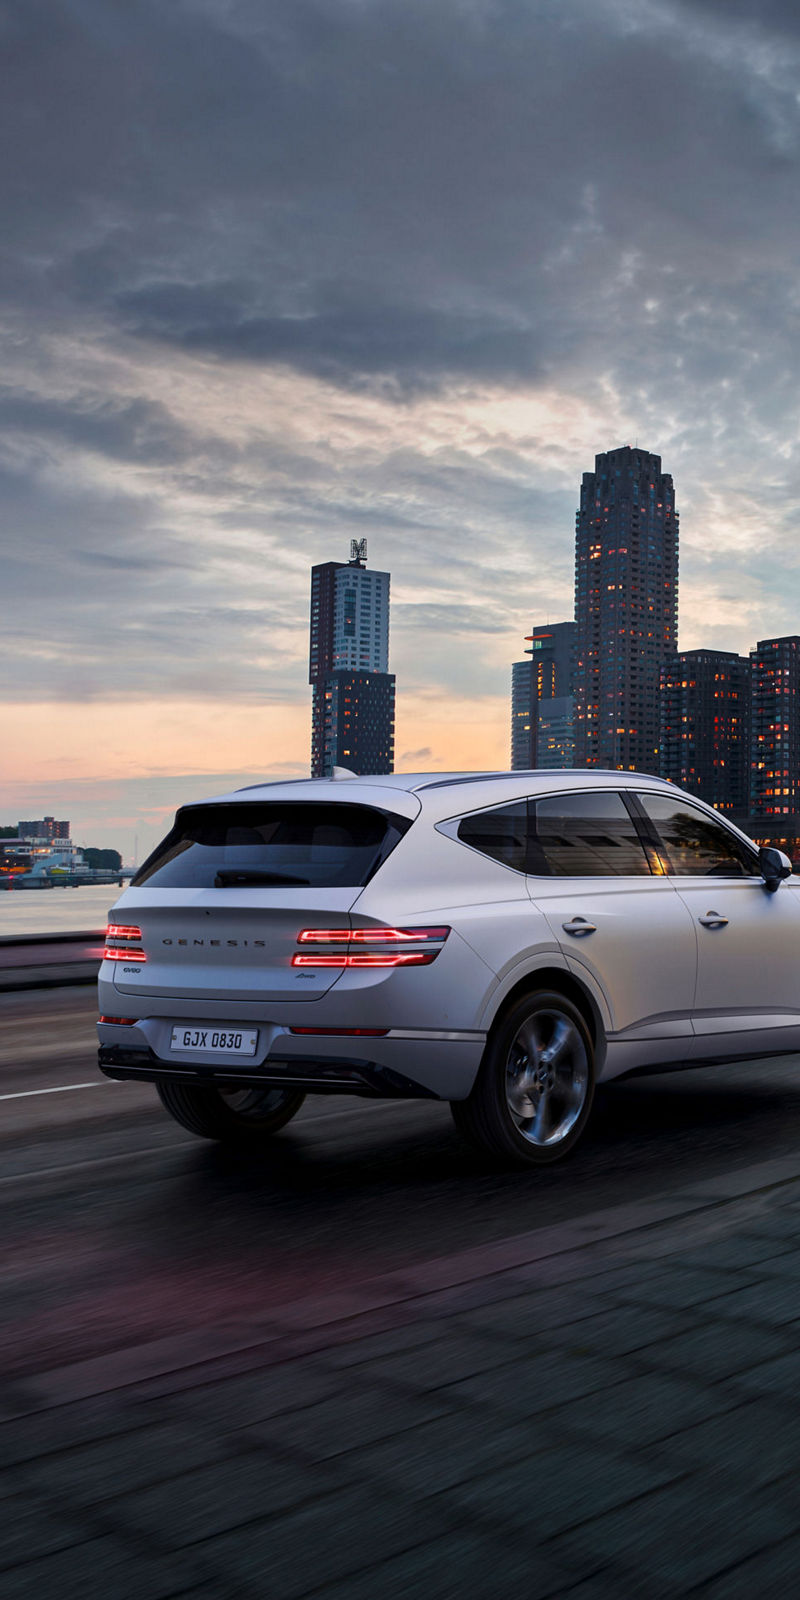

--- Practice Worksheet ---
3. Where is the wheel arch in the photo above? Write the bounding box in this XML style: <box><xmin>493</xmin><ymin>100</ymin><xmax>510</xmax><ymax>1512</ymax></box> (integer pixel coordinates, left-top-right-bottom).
<box><xmin>482</xmin><ymin>965</ymin><xmax>607</xmax><ymax>1074</ymax></box>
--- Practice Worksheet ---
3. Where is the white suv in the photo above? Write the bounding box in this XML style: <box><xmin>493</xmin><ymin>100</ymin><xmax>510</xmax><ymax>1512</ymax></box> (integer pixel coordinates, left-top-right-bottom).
<box><xmin>98</xmin><ymin>769</ymin><xmax>797</xmax><ymax>1166</ymax></box>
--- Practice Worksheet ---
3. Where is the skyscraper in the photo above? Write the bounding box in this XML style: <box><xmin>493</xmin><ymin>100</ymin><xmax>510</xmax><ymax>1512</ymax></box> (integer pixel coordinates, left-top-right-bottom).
<box><xmin>750</xmin><ymin>635</ymin><xmax>800</xmax><ymax>817</ymax></box>
<box><xmin>574</xmin><ymin>446</ymin><xmax>678</xmax><ymax>774</ymax></box>
<box><xmin>309</xmin><ymin>540</ymin><xmax>395</xmax><ymax>777</ymax></box>
<box><xmin>660</xmin><ymin>648</ymin><xmax>750</xmax><ymax>813</ymax></box>
<box><xmin>510</xmin><ymin>622</ymin><xmax>575</xmax><ymax>769</ymax></box>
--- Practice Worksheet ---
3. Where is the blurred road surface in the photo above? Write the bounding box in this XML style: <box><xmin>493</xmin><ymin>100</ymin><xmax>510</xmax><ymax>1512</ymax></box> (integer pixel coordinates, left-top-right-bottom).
<box><xmin>6</xmin><ymin>986</ymin><xmax>800</xmax><ymax>1595</ymax></box>
<box><xmin>4</xmin><ymin>984</ymin><xmax>800</xmax><ymax>1382</ymax></box>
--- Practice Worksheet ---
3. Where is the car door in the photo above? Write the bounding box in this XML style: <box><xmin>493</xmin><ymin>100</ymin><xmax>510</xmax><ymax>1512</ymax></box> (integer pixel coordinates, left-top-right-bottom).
<box><xmin>635</xmin><ymin>790</ymin><xmax>800</xmax><ymax>1060</ymax></box>
<box><xmin>526</xmin><ymin>789</ymin><xmax>698</xmax><ymax>1078</ymax></box>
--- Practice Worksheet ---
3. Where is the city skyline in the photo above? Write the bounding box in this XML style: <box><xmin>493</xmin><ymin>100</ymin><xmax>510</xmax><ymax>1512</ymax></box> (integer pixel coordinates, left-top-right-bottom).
<box><xmin>5</xmin><ymin>2</ymin><xmax>800</xmax><ymax>860</ymax></box>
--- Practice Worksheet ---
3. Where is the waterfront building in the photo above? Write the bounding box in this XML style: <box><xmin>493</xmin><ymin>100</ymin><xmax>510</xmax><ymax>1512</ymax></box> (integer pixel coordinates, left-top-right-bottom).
<box><xmin>660</xmin><ymin>648</ymin><xmax>751</xmax><ymax>813</ymax></box>
<box><xmin>309</xmin><ymin>540</ymin><xmax>395</xmax><ymax>777</ymax></box>
<box><xmin>750</xmin><ymin>635</ymin><xmax>800</xmax><ymax>817</ymax></box>
<box><xmin>17</xmin><ymin>818</ymin><xmax>70</xmax><ymax>842</ymax></box>
<box><xmin>574</xmin><ymin>446</ymin><xmax>678</xmax><ymax>774</ymax></box>
<box><xmin>511</xmin><ymin>622</ymin><xmax>575</xmax><ymax>769</ymax></box>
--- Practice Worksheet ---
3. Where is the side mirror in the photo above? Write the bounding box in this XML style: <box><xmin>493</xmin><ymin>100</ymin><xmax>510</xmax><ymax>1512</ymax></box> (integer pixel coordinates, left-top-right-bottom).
<box><xmin>759</xmin><ymin>846</ymin><xmax>793</xmax><ymax>893</ymax></box>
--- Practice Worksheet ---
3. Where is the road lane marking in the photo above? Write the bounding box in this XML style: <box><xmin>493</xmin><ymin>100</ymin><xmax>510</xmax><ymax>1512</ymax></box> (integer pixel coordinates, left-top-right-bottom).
<box><xmin>0</xmin><ymin>1081</ymin><xmax>108</xmax><ymax>1100</ymax></box>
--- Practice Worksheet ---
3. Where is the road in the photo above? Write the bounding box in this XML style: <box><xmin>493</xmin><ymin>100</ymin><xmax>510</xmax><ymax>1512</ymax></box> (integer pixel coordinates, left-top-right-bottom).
<box><xmin>5</xmin><ymin>983</ymin><xmax>800</xmax><ymax>1385</ymax></box>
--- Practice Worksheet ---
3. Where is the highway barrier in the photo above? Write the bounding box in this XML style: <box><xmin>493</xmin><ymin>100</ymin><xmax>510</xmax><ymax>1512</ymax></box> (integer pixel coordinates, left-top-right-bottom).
<box><xmin>0</xmin><ymin>932</ymin><xmax>104</xmax><ymax>991</ymax></box>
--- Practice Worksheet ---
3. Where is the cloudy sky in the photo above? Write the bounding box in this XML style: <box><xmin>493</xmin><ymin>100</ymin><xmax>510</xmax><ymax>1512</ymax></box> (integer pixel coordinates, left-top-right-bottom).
<box><xmin>3</xmin><ymin>0</ymin><xmax>800</xmax><ymax>858</ymax></box>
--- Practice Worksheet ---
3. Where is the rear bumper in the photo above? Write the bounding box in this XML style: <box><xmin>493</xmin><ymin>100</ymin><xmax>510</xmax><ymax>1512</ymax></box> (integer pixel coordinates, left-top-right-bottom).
<box><xmin>98</xmin><ymin>1043</ymin><xmax>440</xmax><ymax>1099</ymax></box>
<box><xmin>97</xmin><ymin>1020</ymin><xmax>485</xmax><ymax>1101</ymax></box>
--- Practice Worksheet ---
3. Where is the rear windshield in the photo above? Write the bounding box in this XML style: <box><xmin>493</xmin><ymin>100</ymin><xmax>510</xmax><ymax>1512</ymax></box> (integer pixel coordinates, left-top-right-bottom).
<box><xmin>132</xmin><ymin>803</ymin><xmax>411</xmax><ymax>890</ymax></box>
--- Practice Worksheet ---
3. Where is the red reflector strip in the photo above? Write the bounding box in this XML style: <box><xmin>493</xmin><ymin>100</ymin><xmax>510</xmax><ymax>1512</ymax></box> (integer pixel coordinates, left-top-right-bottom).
<box><xmin>106</xmin><ymin>924</ymin><xmax>143</xmax><ymax>941</ymax></box>
<box><xmin>292</xmin><ymin>950</ymin><xmax>438</xmax><ymax>968</ymax></box>
<box><xmin>297</xmin><ymin>926</ymin><xmax>449</xmax><ymax>945</ymax></box>
<box><xmin>99</xmin><ymin>1017</ymin><xmax>137</xmax><ymax>1025</ymax></box>
<box><xmin>103</xmin><ymin>948</ymin><xmax>146</xmax><ymax>962</ymax></box>
<box><xmin>289</xmin><ymin>1027</ymin><xmax>390</xmax><ymax>1037</ymax></box>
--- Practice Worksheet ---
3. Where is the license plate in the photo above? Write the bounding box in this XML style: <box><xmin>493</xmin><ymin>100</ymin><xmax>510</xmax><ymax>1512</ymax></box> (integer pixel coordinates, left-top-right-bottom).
<box><xmin>170</xmin><ymin>1026</ymin><xmax>258</xmax><ymax>1057</ymax></box>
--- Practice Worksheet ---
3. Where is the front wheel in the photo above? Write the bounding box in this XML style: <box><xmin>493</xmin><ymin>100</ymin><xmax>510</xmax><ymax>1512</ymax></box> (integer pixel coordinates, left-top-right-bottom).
<box><xmin>156</xmin><ymin>1081</ymin><xmax>305</xmax><ymax>1143</ymax></box>
<box><xmin>450</xmin><ymin>990</ymin><xmax>595</xmax><ymax>1166</ymax></box>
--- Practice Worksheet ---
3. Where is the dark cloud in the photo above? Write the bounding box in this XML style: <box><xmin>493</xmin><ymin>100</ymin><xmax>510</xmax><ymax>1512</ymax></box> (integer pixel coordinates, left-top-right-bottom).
<box><xmin>116</xmin><ymin>284</ymin><xmax>542</xmax><ymax>392</ymax></box>
<box><xmin>0</xmin><ymin>389</ymin><xmax>201</xmax><ymax>465</ymax></box>
<box><xmin>680</xmin><ymin>0</ymin><xmax>800</xmax><ymax>32</ymax></box>
<box><xmin>399</xmin><ymin>747</ymin><xmax>433</xmax><ymax>764</ymax></box>
<box><xmin>6</xmin><ymin>0</ymin><xmax>799</xmax><ymax>389</ymax></box>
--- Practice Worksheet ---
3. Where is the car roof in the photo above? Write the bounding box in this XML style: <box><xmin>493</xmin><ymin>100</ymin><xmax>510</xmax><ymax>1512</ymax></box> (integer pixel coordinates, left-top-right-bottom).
<box><xmin>197</xmin><ymin>768</ymin><xmax>682</xmax><ymax>825</ymax></box>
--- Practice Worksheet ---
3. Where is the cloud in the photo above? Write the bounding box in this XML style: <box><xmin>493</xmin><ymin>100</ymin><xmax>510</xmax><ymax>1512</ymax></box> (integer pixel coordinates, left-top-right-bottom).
<box><xmin>399</xmin><ymin>747</ymin><xmax>433</xmax><ymax>765</ymax></box>
<box><xmin>2</xmin><ymin>0</ymin><xmax>800</xmax><ymax>762</ymax></box>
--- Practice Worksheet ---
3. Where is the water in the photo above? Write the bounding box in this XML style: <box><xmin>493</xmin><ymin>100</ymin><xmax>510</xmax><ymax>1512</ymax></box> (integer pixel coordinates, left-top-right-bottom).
<box><xmin>0</xmin><ymin>884</ymin><xmax>124</xmax><ymax>938</ymax></box>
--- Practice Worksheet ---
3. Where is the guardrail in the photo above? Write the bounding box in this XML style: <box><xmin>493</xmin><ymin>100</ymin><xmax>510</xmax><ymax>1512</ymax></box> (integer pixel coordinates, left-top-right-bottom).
<box><xmin>0</xmin><ymin>932</ymin><xmax>105</xmax><ymax>992</ymax></box>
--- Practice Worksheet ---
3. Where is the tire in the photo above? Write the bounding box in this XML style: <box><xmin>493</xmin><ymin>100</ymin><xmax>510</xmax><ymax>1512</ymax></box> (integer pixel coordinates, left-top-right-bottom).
<box><xmin>156</xmin><ymin>1081</ymin><xmax>306</xmax><ymax>1143</ymax></box>
<box><xmin>450</xmin><ymin>990</ymin><xmax>595</xmax><ymax>1166</ymax></box>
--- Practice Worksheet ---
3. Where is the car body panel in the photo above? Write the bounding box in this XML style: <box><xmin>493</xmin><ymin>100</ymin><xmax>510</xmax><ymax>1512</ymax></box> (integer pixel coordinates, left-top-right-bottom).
<box><xmin>110</xmin><ymin>888</ymin><xmax>358</xmax><ymax>1003</ymax></box>
<box><xmin>528</xmin><ymin>875</ymin><xmax>698</xmax><ymax>1075</ymax></box>
<box><xmin>674</xmin><ymin>877</ymin><xmax>800</xmax><ymax>1059</ymax></box>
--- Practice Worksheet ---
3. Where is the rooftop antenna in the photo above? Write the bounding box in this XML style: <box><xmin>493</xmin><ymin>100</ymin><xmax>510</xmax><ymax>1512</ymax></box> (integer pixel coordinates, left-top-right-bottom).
<box><xmin>349</xmin><ymin>537</ymin><xmax>367</xmax><ymax>567</ymax></box>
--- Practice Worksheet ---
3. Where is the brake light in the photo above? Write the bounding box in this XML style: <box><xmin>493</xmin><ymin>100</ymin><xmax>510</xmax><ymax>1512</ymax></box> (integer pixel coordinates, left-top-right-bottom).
<box><xmin>103</xmin><ymin>923</ymin><xmax>146</xmax><ymax>962</ymax></box>
<box><xmin>99</xmin><ymin>1017</ymin><xmax>137</xmax><ymax>1025</ymax></box>
<box><xmin>298</xmin><ymin>927</ymin><xmax>449</xmax><ymax>944</ymax></box>
<box><xmin>292</xmin><ymin>951</ymin><xmax>439</xmax><ymax>967</ymax></box>
<box><xmin>292</xmin><ymin>926</ymin><xmax>449</xmax><ymax>968</ymax></box>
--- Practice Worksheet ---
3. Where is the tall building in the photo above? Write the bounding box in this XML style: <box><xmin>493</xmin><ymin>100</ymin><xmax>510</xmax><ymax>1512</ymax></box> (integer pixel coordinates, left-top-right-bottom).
<box><xmin>750</xmin><ymin>635</ymin><xmax>800</xmax><ymax>817</ymax></box>
<box><xmin>574</xmin><ymin>446</ymin><xmax>678</xmax><ymax>774</ymax></box>
<box><xmin>309</xmin><ymin>540</ymin><xmax>395</xmax><ymax>778</ymax></box>
<box><xmin>511</xmin><ymin>622</ymin><xmax>575</xmax><ymax>769</ymax></box>
<box><xmin>660</xmin><ymin>649</ymin><xmax>750</xmax><ymax>813</ymax></box>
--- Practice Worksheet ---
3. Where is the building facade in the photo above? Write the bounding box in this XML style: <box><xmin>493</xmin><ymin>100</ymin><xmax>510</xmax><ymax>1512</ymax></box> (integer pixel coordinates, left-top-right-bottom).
<box><xmin>312</xmin><ymin>672</ymin><xmax>395</xmax><ymax>778</ymax></box>
<box><xmin>660</xmin><ymin>649</ymin><xmax>751</xmax><ymax>813</ymax></box>
<box><xmin>309</xmin><ymin>542</ymin><xmax>395</xmax><ymax>778</ymax></box>
<box><xmin>750</xmin><ymin>635</ymin><xmax>800</xmax><ymax>818</ymax></box>
<box><xmin>511</xmin><ymin>622</ymin><xmax>575</xmax><ymax>770</ymax></box>
<box><xmin>17</xmin><ymin>818</ymin><xmax>70</xmax><ymax>841</ymax></box>
<box><xmin>574</xmin><ymin>446</ymin><xmax>678</xmax><ymax>774</ymax></box>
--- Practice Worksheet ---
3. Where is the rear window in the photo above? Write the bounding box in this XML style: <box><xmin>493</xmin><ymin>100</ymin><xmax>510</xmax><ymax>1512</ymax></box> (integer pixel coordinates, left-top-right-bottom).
<box><xmin>132</xmin><ymin>803</ymin><xmax>411</xmax><ymax>889</ymax></box>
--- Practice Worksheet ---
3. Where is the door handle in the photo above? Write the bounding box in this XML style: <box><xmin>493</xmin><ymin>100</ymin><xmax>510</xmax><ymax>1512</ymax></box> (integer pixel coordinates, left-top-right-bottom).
<box><xmin>698</xmin><ymin>912</ymin><xmax>729</xmax><ymax>929</ymax></box>
<box><xmin>562</xmin><ymin>918</ymin><xmax>597</xmax><ymax>937</ymax></box>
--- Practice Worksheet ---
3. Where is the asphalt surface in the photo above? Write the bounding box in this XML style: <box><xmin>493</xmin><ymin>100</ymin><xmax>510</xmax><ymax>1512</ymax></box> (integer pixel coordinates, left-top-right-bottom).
<box><xmin>3</xmin><ymin>987</ymin><xmax>800</xmax><ymax>1375</ymax></box>
<box><xmin>5</xmin><ymin>986</ymin><xmax>800</xmax><ymax>1594</ymax></box>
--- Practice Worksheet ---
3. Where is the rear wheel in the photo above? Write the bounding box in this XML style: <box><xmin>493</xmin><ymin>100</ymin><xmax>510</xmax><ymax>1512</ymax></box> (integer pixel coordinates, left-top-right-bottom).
<box><xmin>450</xmin><ymin>990</ymin><xmax>595</xmax><ymax>1166</ymax></box>
<box><xmin>156</xmin><ymin>1081</ymin><xmax>305</xmax><ymax>1143</ymax></box>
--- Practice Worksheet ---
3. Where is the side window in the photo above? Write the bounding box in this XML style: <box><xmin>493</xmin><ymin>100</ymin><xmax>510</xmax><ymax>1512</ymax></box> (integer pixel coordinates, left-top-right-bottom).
<box><xmin>457</xmin><ymin>802</ymin><xmax>528</xmax><ymax>873</ymax></box>
<box><xmin>530</xmin><ymin>792</ymin><xmax>652</xmax><ymax>877</ymax></box>
<box><xmin>636</xmin><ymin>793</ymin><xmax>760</xmax><ymax>878</ymax></box>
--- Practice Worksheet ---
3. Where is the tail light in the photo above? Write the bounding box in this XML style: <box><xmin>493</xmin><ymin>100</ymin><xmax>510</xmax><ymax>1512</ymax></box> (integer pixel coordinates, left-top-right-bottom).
<box><xmin>292</xmin><ymin>926</ymin><xmax>449</xmax><ymax>968</ymax></box>
<box><xmin>103</xmin><ymin>924</ymin><xmax>146</xmax><ymax>962</ymax></box>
